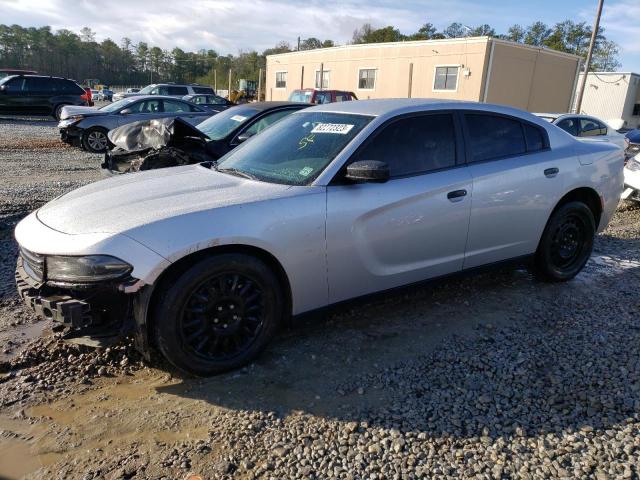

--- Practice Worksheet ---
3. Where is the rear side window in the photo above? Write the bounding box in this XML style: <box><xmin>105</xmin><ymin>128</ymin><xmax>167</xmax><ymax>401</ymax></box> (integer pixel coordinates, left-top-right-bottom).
<box><xmin>162</xmin><ymin>100</ymin><xmax>190</xmax><ymax>113</ymax></box>
<box><xmin>353</xmin><ymin>114</ymin><xmax>456</xmax><ymax>177</ymax></box>
<box><xmin>168</xmin><ymin>86</ymin><xmax>188</xmax><ymax>96</ymax></box>
<box><xmin>193</xmin><ymin>86</ymin><xmax>214</xmax><ymax>94</ymax></box>
<box><xmin>24</xmin><ymin>77</ymin><xmax>53</xmax><ymax>93</ymax></box>
<box><xmin>580</xmin><ymin>118</ymin><xmax>606</xmax><ymax>137</ymax></box>
<box><xmin>55</xmin><ymin>79</ymin><xmax>84</xmax><ymax>94</ymax></box>
<box><xmin>523</xmin><ymin>124</ymin><xmax>545</xmax><ymax>152</ymax></box>
<box><xmin>465</xmin><ymin>114</ymin><xmax>526</xmax><ymax>162</ymax></box>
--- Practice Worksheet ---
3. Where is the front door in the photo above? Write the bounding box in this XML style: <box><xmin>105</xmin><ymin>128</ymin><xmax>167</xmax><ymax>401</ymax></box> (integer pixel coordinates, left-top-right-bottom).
<box><xmin>326</xmin><ymin>113</ymin><xmax>472</xmax><ymax>303</ymax></box>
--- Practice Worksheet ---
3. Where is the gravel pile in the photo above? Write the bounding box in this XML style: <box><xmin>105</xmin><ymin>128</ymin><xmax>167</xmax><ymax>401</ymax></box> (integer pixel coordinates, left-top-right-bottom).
<box><xmin>1</xmin><ymin>336</ymin><xmax>144</xmax><ymax>408</ymax></box>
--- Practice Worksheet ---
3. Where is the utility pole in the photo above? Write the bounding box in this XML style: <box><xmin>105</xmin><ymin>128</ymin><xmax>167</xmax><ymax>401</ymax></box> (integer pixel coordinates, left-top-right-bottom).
<box><xmin>575</xmin><ymin>0</ymin><xmax>604</xmax><ymax>113</ymax></box>
<box><xmin>257</xmin><ymin>68</ymin><xmax>262</xmax><ymax>101</ymax></box>
<box><xmin>228</xmin><ymin>69</ymin><xmax>232</xmax><ymax>100</ymax></box>
<box><xmin>297</xmin><ymin>36</ymin><xmax>301</xmax><ymax>51</ymax></box>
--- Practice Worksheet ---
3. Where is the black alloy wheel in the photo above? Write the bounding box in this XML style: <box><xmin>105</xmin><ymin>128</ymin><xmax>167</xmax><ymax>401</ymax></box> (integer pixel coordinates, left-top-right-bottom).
<box><xmin>153</xmin><ymin>254</ymin><xmax>283</xmax><ymax>376</ymax></box>
<box><xmin>534</xmin><ymin>201</ymin><xmax>595</xmax><ymax>282</ymax></box>
<box><xmin>179</xmin><ymin>272</ymin><xmax>265</xmax><ymax>361</ymax></box>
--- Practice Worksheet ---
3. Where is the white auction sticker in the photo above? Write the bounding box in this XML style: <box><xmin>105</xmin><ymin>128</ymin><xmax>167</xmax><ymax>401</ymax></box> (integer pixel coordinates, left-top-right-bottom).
<box><xmin>311</xmin><ymin>123</ymin><xmax>354</xmax><ymax>134</ymax></box>
<box><xmin>230</xmin><ymin>115</ymin><xmax>247</xmax><ymax>122</ymax></box>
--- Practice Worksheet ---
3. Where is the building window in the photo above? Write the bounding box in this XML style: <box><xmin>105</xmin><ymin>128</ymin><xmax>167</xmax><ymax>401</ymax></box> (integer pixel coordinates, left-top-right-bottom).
<box><xmin>315</xmin><ymin>70</ymin><xmax>330</xmax><ymax>89</ymax></box>
<box><xmin>358</xmin><ymin>69</ymin><xmax>377</xmax><ymax>90</ymax></box>
<box><xmin>433</xmin><ymin>66</ymin><xmax>459</xmax><ymax>91</ymax></box>
<box><xmin>633</xmin><ymin>103</ymin><xmax>640</xmax><ymax>116</ymax></box>
<box><xmin>275</xmin><ymin>71</ymin><xmax>287</xmax><ymax>89</ymax></box>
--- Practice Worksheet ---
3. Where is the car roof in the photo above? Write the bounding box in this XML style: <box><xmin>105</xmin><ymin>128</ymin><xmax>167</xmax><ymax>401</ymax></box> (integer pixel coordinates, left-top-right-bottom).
<box><xmin>124</xmin><ymin>95</ymin><xmax>195</xmax><ymax>101</ymax></box>
<box><xmin>236</xmin><ymin>101</ymin><xmax>309</xmax><ymax>111</ymax></box>
<box><xmin>306</xmin><ymin>98</ymin><xmax>532</xmax><ymax>118</ymax></box>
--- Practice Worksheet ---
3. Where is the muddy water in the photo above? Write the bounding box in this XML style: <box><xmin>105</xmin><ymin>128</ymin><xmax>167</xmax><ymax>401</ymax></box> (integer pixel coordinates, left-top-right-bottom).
<box><xmin>0</xmin><ymin>320</ymin><xmax>49</xmax><ymax>362</ymax></box>
<box><xmin>0</xmin><ymin>371</ymin><xmax>214</xmax><ymax>479</ymax></box>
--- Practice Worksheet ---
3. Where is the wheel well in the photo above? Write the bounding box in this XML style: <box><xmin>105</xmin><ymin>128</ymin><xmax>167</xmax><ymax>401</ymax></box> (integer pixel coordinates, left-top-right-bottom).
<box><xmin>145</xmin><ymin>245</ymin><xmax>293</xmax><ymax>341</ymax></box>
<box><xmin>552</xmin><ymin>187</ymin><xmax>602</xmax><ymax>228</ymax></box>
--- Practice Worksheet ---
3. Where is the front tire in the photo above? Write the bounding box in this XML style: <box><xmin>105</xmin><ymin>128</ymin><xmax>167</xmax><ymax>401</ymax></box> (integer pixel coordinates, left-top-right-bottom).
<box><xmin>534</xmin><ymin>201</ymin><xmax>595</xmax><ymax>282</ymax></box>
<box><xmin>53</xmin><ymin>104</ymin><xmax>68</xmax><ymax>120</ymax></box>
<box><xmin>82</xmin><ymin>127</ymin><xmax>110</xmax><ymax>153</ymax></box>
<box><xmin>152</xmin><ymin>254</ymin><xmax>283</xmax><ymax>376</ymax></box>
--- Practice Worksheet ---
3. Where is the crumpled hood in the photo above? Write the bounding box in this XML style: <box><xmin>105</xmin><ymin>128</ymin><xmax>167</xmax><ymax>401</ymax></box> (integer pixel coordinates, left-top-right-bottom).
<box><xmin>36</xmin><ymin>165</ymin><xmax>291</xmax><ymax>235</ymax></box>
<box><xmin>60</xmin><ymin>105</ymin><xmax>108</xmax><ymax>119</ymax></box>
<box><xmin>108</xmin><ymin>117</ymin><xmax>207</xmax><ymax>152</ymax></box>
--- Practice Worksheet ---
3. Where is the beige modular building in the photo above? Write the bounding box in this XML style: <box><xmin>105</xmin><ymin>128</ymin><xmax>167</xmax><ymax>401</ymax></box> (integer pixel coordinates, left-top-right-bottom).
<box><xmin>266</xmin><ymin>36</ymin><xmax>581</xmax><ymax>113</ymax></box>
<box><xmin>574</xmin><ymin>72</ymin><xmax>640</xmax><ymax>129</ymax></box>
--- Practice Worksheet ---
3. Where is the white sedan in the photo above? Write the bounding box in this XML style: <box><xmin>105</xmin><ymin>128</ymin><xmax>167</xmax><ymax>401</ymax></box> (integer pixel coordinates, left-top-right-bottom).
<box><xmin>535</xmin><ymin>113</ymin><xmax>627</xmax><ymax>150</ymax></box>
<box><xmin>15</xmin><ymin>99</ymin><xmax>624</xmax><ymax>375</ymax></box>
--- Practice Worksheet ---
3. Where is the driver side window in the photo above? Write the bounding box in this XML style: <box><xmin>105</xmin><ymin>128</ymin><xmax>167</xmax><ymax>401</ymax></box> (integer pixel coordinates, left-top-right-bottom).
<box><xmin>351</xmin><ymin>114</ymin><xmax>457</xmax><ymax>178</ymax></box>
<box><xmin>4</xmin><ymin>77</ymin><xmax>26</xmax><ymax>92</ymax></box>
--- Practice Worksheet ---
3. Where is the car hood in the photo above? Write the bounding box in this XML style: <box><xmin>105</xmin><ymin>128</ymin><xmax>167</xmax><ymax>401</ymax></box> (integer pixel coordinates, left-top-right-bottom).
<box><xmin>60</xmin><ymin>105</ymin><xmax>108</xmax><ymax>119</ymax></box>
<box><xmin>36</xmin><ymin>165</ymin><xmax>292</xmax><ymax>235</ymax></box>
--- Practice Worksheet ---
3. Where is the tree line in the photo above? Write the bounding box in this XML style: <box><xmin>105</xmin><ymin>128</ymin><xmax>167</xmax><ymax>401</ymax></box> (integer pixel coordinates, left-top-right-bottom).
<box><xmin>0</xmin><ymin>20</ymin><xmax>621</xmax><ymax>89</ymax></box>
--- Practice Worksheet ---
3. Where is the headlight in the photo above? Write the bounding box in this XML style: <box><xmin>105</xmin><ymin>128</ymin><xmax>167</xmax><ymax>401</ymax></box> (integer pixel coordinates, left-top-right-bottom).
<box><xmin>58</xmin><ymin>116</ymin><xmax>83</xmax><ymax>127</ymax></box>
<box><xmin>46</xmin><ymin>255</ymin><xmax>132</xmax><ymax>283</ymax></box>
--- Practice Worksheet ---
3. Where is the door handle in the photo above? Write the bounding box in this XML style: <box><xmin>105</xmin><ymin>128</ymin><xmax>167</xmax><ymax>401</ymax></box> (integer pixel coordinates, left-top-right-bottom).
<box><xmin>447</xmin><ymin>189</ymin><xmax>467</xmax><ymax>201</ymax></box>
<box><xmin>544</xmin><ymin>167</ymin><xmax>559</xmax><ymax>178</ymax></box>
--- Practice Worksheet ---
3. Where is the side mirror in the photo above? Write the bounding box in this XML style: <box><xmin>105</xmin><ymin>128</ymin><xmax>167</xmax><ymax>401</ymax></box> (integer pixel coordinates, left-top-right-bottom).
<box><xmin>236</xmin><ymin>132</ymin><xmax>255</xmax><ymax>143</ymax></box>
<box><xmin>120</xmin><ymin>108</ymin><xmax>132</xmax><ymax>115</ymax></box>
<box><xmin>345</xmin><ymin>160</ymin><xmax>390</xmax><ymax>183</ymax></box>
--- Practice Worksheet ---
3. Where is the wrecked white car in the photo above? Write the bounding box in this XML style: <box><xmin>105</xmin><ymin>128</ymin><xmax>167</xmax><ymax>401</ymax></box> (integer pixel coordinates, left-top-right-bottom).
<box><xmin>15</xmin><ymin>99</ymin><xmax>623</xmax><ymax>376</ymax></box>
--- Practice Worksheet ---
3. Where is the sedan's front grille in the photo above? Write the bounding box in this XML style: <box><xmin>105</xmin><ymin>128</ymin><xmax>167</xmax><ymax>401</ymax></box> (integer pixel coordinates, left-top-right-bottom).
<box><xmin>20</xmin><ymin>247</ymin><xmax>45</xmax><ymax>282</ymax></box>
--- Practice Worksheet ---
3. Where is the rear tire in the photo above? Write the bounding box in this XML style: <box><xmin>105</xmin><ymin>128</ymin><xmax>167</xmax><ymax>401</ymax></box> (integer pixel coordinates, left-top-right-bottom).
<box><xmin>534</xmin><ymin>201</ymin><xmax>595</xmax><ymax>282</ymax></box>
<box><xmin>82</xmin><ymin>127</ymin><xmax>110</xmax><ymax>153</ymax></box>
<box><xmin>152</xmin><ymin>254</ymin><xmax>283</xmax><ymax>376</ymax></box>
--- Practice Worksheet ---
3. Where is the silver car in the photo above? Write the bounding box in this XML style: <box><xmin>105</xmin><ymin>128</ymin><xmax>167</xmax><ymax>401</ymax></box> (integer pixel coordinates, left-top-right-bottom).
<box><xmin>58</xmin><ymin>95</ymin><xmax>213</xmax><ymax>153</ymax></box>
<box><xmin>15</xmin><ymin>99</ymin><xmax>623</xmax><ymax>375</ymax></box>
<box><xmin>535</xmin><ymin>113</ymin><xmax>627</xmax><ymax>150</ymax></box>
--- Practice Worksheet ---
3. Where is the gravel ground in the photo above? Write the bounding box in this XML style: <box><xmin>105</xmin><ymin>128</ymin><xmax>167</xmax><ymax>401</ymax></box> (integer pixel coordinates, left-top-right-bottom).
<box><xmin>0</xmin><ymin>118</ymin><xmax>639</xmax><ymax>479</ymax></box>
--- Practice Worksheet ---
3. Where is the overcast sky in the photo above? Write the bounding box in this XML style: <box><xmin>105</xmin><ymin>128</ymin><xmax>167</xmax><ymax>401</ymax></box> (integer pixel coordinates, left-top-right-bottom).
<box><xmin>2</xmin><ymin>0</ymin><xmax>639</xmax><ymax>72</ymax></box>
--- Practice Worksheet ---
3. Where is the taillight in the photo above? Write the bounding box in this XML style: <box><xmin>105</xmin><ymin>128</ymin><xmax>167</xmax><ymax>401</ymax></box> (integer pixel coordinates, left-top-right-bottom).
<box><xmin>81</xmin><ymin>88</ymin><xmax>92</xmax><ymax>102</ymax></box>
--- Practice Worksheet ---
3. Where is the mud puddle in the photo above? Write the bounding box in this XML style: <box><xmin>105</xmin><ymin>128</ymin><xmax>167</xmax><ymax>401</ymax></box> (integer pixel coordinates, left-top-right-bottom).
<box><xmin>0</xmin><ymin>320</ymin><xmax>49</xmax><ymax>362</ymax></box>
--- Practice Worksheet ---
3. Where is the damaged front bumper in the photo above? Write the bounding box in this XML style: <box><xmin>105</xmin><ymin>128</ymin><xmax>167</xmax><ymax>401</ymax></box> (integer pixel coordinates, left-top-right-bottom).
<box><xmin>15</xmin><ymin>254</ymin><xmax>140</xmax><ymax>340</ymax></box>
<box><xmin>60</xmin><ymin>126</ymin><xmax>83</xmax><ymax>147</ymax></box>
<box><xmin>101</xmin><ymin>148</ymin><xmax>150</xmax><ymax>175</ymax></box>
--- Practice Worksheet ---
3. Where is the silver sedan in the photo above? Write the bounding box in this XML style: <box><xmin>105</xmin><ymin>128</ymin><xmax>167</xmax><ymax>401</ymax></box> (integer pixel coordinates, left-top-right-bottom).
<box><xmin>16</xmin><ymin>99</ymin><xmax>623</xmax><ymax>375</ymax></box>
<box><xmin>58</xmin><ymin>95</ymin><xmax>214</xmax><ymax>153</ymax></box>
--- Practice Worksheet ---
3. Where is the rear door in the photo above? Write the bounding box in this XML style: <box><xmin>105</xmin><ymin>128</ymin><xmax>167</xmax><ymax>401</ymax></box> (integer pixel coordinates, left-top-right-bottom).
<box><xmin>24</xmin><ymin>77</ymin><xmax>54</xmax><ymax>114</ymax></box>
<box><xmin>326</xmin><ymin>112</ymin><xmax>473</xmax><ymax>303</ymax></box>
<box><xmin>462</xmin><ymin>112</ymin><xmax>566</xmax><ymax>268</ymax></box>
<box><xmin>162</xmin><ymin>99</ymin><xmax>208</xmax><ymax>125</ymax></box>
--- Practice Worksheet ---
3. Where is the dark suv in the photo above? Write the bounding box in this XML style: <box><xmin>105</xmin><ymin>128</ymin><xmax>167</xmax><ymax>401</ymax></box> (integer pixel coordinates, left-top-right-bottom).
<box><xmin>0</xmin><ymin>75</ymin><xmax>91</xmax><ymax>119</ymax></box>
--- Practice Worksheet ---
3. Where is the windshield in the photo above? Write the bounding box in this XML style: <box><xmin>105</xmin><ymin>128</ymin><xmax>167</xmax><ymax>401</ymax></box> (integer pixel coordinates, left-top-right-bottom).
<box><xmin>138</xmin><ymin>85</ymin><xmax>154</xmax><ymax>94</ymax></box>
<box><xmin>99</xmin><ymin>97</ymin><xmax>136</xmax><ymax>113</ymax></box>
<box><xmin>196</xmin><ymin>106</ymin><xmax>259</xmax><ymax>140</ymax></box>
<box><xmin>288</xmin><ymin>91</ymin><xmax>313</xmax><ymax>103</ymax></box>
<box><xmin>216</xmin><ymin>111</ymin><xmax>372</xmax><ymax>185</ymax></box>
